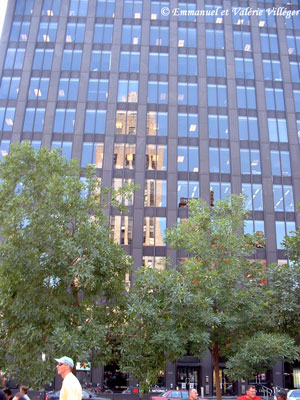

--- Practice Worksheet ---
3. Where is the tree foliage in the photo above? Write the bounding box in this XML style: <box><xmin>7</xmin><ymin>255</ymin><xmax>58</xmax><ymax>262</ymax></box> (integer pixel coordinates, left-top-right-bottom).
<box><xmin>0</xmin><ymin>142</ymin><xmax>136</xmax><ymax>387</ymax></box>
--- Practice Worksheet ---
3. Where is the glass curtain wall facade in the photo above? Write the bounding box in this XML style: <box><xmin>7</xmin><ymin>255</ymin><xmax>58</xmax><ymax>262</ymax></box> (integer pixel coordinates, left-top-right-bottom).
<box><xmin>0</xmin><ymin>0</ymin><xmax>300</xmax><ymax>394</ymax></box>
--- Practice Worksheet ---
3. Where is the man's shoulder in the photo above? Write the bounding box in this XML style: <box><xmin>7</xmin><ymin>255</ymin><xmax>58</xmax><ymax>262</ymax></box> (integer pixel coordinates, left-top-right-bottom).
<box><xmin>237</xmin><ymin>395</ymin><xmax>247</xmax><ymax>400</ymax></box>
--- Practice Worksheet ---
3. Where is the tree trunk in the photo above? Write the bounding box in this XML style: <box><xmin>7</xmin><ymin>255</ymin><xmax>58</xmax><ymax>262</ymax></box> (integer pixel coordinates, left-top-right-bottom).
<box><xmin>211</xmin><ymin>342</ymin><xmax>222</xmax><ymax>400</ymax></box>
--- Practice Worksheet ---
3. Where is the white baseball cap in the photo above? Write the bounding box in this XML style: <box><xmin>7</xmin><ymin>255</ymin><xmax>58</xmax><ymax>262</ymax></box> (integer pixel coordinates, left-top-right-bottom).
<box><xmin>55</xmin><ymin>356</ymin><xmax>74</xmax><ymax>368</ymax></box>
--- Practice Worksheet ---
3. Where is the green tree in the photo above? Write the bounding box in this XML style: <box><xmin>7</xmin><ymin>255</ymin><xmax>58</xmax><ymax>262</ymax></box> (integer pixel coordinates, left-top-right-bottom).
<box><xmin>120</xmin><ymin>196</ymin><xmax>298</xmax><ymax>400</ymax></box>
<box><xmin>0</xmin><ymin>142</ymin><xmax>135</xmax><ymax>387</ymax></box>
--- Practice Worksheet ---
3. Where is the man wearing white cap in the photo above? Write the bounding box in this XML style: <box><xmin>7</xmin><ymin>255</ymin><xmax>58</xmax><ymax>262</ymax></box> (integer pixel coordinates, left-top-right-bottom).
<box><xmin>55</xmin><ymin>356</ymin><xmax>82</xmax><ymax>400</ymax></box>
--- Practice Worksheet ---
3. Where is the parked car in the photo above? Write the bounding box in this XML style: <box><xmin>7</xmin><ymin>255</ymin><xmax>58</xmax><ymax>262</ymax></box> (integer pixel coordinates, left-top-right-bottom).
<box><xmin>46</xmin><ymin>389</ymin><xmax>109</xmax><ymax>400</ymax></box>
<box><xmin>150</xmin><ymin>390</ymin><xmax>208</xmax><ymax>400</ymax></box>
<box><xmin>287</xmin><ymin>390</ymin><xmax>300</xmax><ymax>400</ymax></box>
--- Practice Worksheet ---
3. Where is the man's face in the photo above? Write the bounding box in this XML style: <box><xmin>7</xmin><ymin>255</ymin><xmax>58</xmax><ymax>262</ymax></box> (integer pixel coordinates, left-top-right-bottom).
<box><xmin>189</xmin><ymin>389</ymin><xmax>198</xmax><ymax>400</ymax></box>
<box><xmin>56</xmin><ymin>362</ymin><xmax>70</xmax><ymax>377</ymax></box>
<box><xmin>246</xmin><ymin>388</ymin><xmax>257</xmax><ymax>399</ymax></box>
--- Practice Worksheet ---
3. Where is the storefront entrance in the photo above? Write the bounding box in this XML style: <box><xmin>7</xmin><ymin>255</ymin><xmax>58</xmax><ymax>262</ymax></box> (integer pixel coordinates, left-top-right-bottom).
<box><xmin>177</xmin><ymin>366</ymin><xmax>201</xmax><ymax>391</ymax></box>
<box><xmin>213</xmin><ymin>368</ymin><xmax>237</xmax><ymax>396</ymax></box>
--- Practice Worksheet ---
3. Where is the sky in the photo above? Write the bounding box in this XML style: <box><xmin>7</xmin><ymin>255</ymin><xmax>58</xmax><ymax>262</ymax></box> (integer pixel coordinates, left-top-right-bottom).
<box><xmin>0</xmin><ymin>0</ymin><xmax>8</xmax><ymax>40</ymax></box>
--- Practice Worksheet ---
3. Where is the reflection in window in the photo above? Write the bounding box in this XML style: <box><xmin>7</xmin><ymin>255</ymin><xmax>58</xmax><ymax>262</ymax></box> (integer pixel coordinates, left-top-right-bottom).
<box><xmin>242</xmin><ymin>184</ymin><xmax>263</xmax><ymax>211</ymax></box>
<box><xmin>96</xmin><ymin>0</ymin><xmax>115</xmax><ymax>17</ymax></box>
<box><xmin>10</xmin><ymin>21</ymin><xmax>30</xmax><ymax>41</ymax></box>
<box><xmin>209</xmin><ymin>147</ymin><xmax>230</xmax><ymax>173</ymax></box>
<box><xmin>258</xmin><ymin>9</ymin><xmax>276</xmax><ymax>28</ymax></box>
<box><xmin>238</xmin><ymin>117</ymin><xmax>258</xmax><ymax>141</ymax></box>
<box><xmin>263</xmin><ymin>60</ymin><xmax>282</xmax><ymax>81</ymax></box>
<box><xmin>123</xmin><ymin>0</ymin><xmax>142</xmax><ymax>18</ymax></box>
<box><xmin>178</xmin><ymin>113</ymin><xmax>198</xmax><ymax>138</ymax></box>
<box><xmin>87</xmin><ymin>79</ymin><xmax>108</xmax><ymax>102</ymax></box>
<box><xmin>52</xmin><ymin>141</ymin><xmax>73</xmax><ymax>161</ymax></box>
<box><xmin>81</xmin><ymin>142</ymin><xmax>104</xmax><ymax>168</ymax></box>
<box><xmin>143</xmin><ymin>257</ymin><xmax>166</xmax><ymax>270</ymax></box>
<box><xmin>265</xmin><ymin>88</ymin><xmax>285</xmax><ymax>111</ymax></box>
<box><xmin>33</xmin><ymin>49</ymin><xmax>54</xmax><ymax>70</ymax></box>
<box><xmin>93</xmin><ymin>24</ymin><xmax>113</xmax><ymax>44</ymax></box>
<box><xmin>84</xmin><ymin>110</ymin><xmax>106</xmax><ymax>134</ymax></box>
<box><xmin>208</xmin><ymin>115</ymin><xmax>228</xmax><ymax>139</ymax></box>
<box><xmin>273</xmin><ymin>185</ymin><xmax>294</xmax><ymax>212</ymax></box>
<box><xmin>113</xmin><ymin>178</ymin><xmax>134</xmax><ymax>206</ymax></box>
<box><xmin>208</xmin><ymin>85</ymin><xmax>227</xmax><ymax>107</ymax></box>
<box><xmin>147</xmin><ymin>112</ymin><xmax>168</xmax><ymax>136</ymax></box>
<box><xmin>42</xmin><ymin>0</ymin><xmax>61</xmax><ymax>15</ymax></box>
<box><xmin>287</xmin><ymin>35</ymin><xmax>300</xmax><ymax>56</ymax></box>
<box><xmin>28</xmin><ymin>78</ymin><xmax>50</xmax><ymax>100</ymax></box>
<box><xmin>0</xmin><ymin>108</ymin><xmax>15</xmax><ymax>131</ymax></box>
<box><xmin>206</xmin><ymin>29</ymin><xmax>224</xmax><ymax>49</ymax></box>
<box><xmin>178</xmin><ymin>28</ymin><xmax>196</xmax><ymax>48</ymax></box>
<box><xmin>205</xmin><ymin>5</ymin><xmax>223</xmax><ymax>23</ymax></box>
<box><xmin>143</xmin><ymin>217</ymin><xmax>166</xmax><ymax>246</ymax></box>
<box><xmin>69</xmin><ymin>0</ymin><xmax>88</xmax><ymax>16</ymax></box>
<box><xmin>148</xmin><ymin>82</ymin><xmax>168</xmax><ymax>104</ymax></box>
<box><xmin>150</xmin><ymin>26</ymin><xmax>169</xmax><ymax>46</ymax></box>
<box><xmin>115</xmin><ymin>111</ymin><xmax>137</xmax><ymax>135</ymax></box>
<box><xmin>66</xmin><ymin>23</ymin><xmax>85</xmax><ymax>43</ymax></box>
<box><xmin>151</xmin><ymin>1</ymin><xmax>169</xmax><ymax>20</ymax></box>
<box><xmin>122</xmin><ymin>25</ymin><xmax>141</xmax><ymax>45</ymax></box>
<box><xmin>210</xmin><ymin>182</ymin><xmax>231</xmax><ymax>201</ymax></box>
<box><xmin>178</xmin><ymin>83</ymin><xmax>198</xmax><ymax>106</ymax></box>
<box><xmin>23</xmin><ymin>108</ymin><xmax>45</xmax><ymax>132</ymax></box>
<box><xmin>268</xmin><ymin>118</ymin><xmax>288</xmax><ymax>142</ymax></box>
<box><xmin>111</xmin><ymin>216</ymin><xmax>133</xmax><ymax>245</ymax></box>
<box><xmin>0</xmin><ymin>140</ymin><xmax>10</xmax><ymax>160</ymax></box>
<box><xmin>235</xmin><ymin>58</ymin><xmax>254</xmax><ymax>79</ymax></box>
<box><xmin>275</xmin><ymin>221</ymin><xmax>295</xmax><ymax>249</ymax></box>
<box><xmin>144</xmin><ymin>179</ymin><xmax>167</xmax><ymax>207</ymax></box>
<box><xmin>14</xmin><ymin>0</ymin><xmax>34</xmax><ymax>15</ymax></box>
<box><xmin>244</xmin><ymin>220</ymin><xmax>265</xmax><ymax>235</ymax></box>
<box><xmin>61</xmin><ymin>50</ymin><xmax>82</xmax><ymax>71</ymax></box>
<box><xmin>37</xmin><ymin>22</ymin><xmax>57</xmax><ymax>42</ymax></box>
<box><xmin>232</xmin><ymin>7</ymin><xmax>250</xmax><ymax>25</ymax></box>
<box><xmin>233</xmin><ymin>31</ymin><xmax>252</xmax><ymax>51</ymax></box>
<box><xmin>270</xmin><ymin>151</ymin><xmax>291</xmax><ymax>176</ymax></box>
<box><xmin>118</xmin><ymin>80</ymin><xmax>138</xmax><ymax>102</ymax></box>
<box><xmin>90</xmin><ymin>51</ymin><xmax>111</xmax><ymax>72</ymax></box>
<box><xmin>54</xmin><ymin>109</ymin><xmax>76</xmax><ymax>133</ymax></box>
<box><xmin>0</xmin><ymin>77</ymin><xmax>20</xmax><ymax>100</ymax></box>
<box><xmin>114</xmin><ymin>143</ymin><xmax>136</xmax><ymax>169</ymax></box>
<box><xmin>145</xmin><ymin>145</ymin><xmax>167</xmax><ymax>171</ymax></box>
<box><xmin>120</xmin><ymin>52</ymin><xmax>140</xmax><ymax>73</ymax></box>
<box><xmin>4</xmin><ymin>48</ymin><xmax>25</xmax><ymax>69</ymax></box>
<box><xmin>149</xmin><ymin>53</ymin><xmax>168</xmax><ymax>74</ymax></box>
<box><xmin>177</xmin><ymin>146</ymin><xmax>199</xmax><ymax>172</ymax></box>
<box><xmin>177</xmin><ymin>181</ymin><xmax>199</xmax><ymax>205</ymax></box>
<box><xmin>236</xmin><ymin>86</ymin><xmax>256</xmax><ymax>109</ymax></box>
<box><xmin>240</xmin><ymin>149</ymin><xmax>261</xmax><ymax>175</ymax></box>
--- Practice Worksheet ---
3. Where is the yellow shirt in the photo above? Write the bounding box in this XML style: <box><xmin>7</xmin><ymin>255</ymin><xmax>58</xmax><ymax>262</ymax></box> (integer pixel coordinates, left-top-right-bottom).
<box><xmin>60</xmin><ymin>372</ymin><xmax>82</xmax><ymax>400</ymax></box>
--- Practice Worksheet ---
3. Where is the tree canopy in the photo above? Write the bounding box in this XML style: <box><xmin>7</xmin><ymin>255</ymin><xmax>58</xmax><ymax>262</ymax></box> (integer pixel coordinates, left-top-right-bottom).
<box><xmin>0</xmin><ymin>142</ymin><xmax>135</xmax><ymax>387</ymax></box>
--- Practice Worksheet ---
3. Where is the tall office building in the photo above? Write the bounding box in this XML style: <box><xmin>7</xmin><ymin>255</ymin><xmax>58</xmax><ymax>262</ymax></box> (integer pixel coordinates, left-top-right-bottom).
<box><xmin>0</xmin><ymin>0</ymin><xmax>300</xmax><ymax>395</ymax></box>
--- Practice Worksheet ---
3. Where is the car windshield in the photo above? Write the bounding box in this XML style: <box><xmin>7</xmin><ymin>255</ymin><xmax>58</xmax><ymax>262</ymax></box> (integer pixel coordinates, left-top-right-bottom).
<box><xmin>290</xmin><ymin>391</ymin><xmax>300</xmax><ymax>397</ymax></box>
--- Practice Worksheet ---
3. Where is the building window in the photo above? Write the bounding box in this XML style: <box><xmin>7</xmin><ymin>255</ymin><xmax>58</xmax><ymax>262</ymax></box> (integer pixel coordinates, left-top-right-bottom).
<box><xmin>150</xmin><ymin>26</ymin><xmax>169</xmax><ymax>46</ymax></box>
<box><xmin>260</xmin><ymin>33</ymin><xmax>279</xmax><ymax>53</ymax></box>
<box><xmin>210</xmin><ymin>182</ymin><xmax>231</xmax><ymax>201</ymax></box>
<box><xmin>143</xmin><ymin>257</ymin><xmax>166</xmax><ymax>270</ymax></box>
<box><xmin>93</xmin><ymin>24</ymin><xmax>113</xmax><ymax>44</ymax></box>
<box><xmin>143</xmin><ymin>217</ymin><xmax>166</xmax><ymax>246</ymax></box>
<box><xmin>270</xmin><ymin>151</ymin><xmax>291</xmax><ymax>176</ymax></box>
<box><xmin>177</xmin><ymin>181</ymin><xmax>199</xmax><ymax>205</ymax></box>
<box><xmin>0</xmin><ymin>77</ymin><xmax>20</xmax><ymax>100</ymax></box>
<box><xmin>207</xmin><ymin>84</ymin><xmax>227</xmax><ymax>107</ymax></box>
<box><xmin>111</xmin><ymin>216</ymin><xmax>133</xmax><ymax>245</ymax></box>
<box><xmin>178</xmin><ymin>113</ymin><xmax>198</xmax><ymax>138</ymax></box>
<box><xmin>145</xmin><ymin>144</ymin><xmax>167</xmax><ymax>171</ymax></box>
<box><xmin>238</xmin><ymin>116</ymin><xmax>259</xmax><ymax>141</ymax></box>
<box><xmin>37</xmin><ymin>22</ymin><xmax>57</xmax><ymax>42</ymax></box>
<box><xmin>69</xmin><ymin>0</ymin><xmax>88</xmax><ymax>16</ymax></box>
<box><xmin>268</xmin><ymin>118</ymin><xmax>288</xmax><ymax>142</ymax></box>
<box><xmin>235</xmin><ymin>58</ymin><xmax>254</xmax><ymax>79</ymax></box>
<box><xmin>23</xmin><ymin>108</ymin><xmax>45</xmax><ymax>132</ymax></box>
<box><xmin>52</xmin><ymin>141</ymin><xmax>73</xmax><ymax>161</ymax></box>
<box><xmin>297</xmin><ymin>121</ymin><xmax>300</xmax><ymax>143</ymax></box>
<box><xmin>263</xmin><ymin>60</ymin><xmax>282</xmax><ymax>81</ymax></box>
<box><xmin>273</xmin><ymin>185</ymin><xmax>294</xmax><ymax>212</ymax></box>
<box><xmin>53</xmin><ymin>109</ymin><xmax>76</xmax><ymax>133</ymax></box>
<box><xmin>114</xmin><ymin>143</ymin><xmax>136</xmax><ymax>169</ymax></box>
<box><xmin>178</xmin><ymin>28</ymin><xmax>196</xmax><ymax>48</ymax></box>
<box><xmin>42</xmin><ymin>0</ymin><xmax>61</xmax><ymax>16</ymax></box>
<box><xmin>209</xmin><ymin>147</ymin><xmax>230</xmax><ymax>173</ymax></box>
<box><xmin>122</xmin><ymin>25</ymin><xmax>141</xmax><ymax>45</ymax></box>
<box><xmin>287</xmin><ymin>35</ymin><xmax>300</xmax><ymax>56</ymax></box>
<box><xmin>258</xmin><ymin>9</ymin><xmax>276</xmax><ymax>28</ymax></box>
<box><xmin>148</xmin><ymin>82</ymin><xmax>168</xmax><ymax>104</ymax></box>
<box><xmin>28</xmin><ymin>77</ymin><xmax>49</xmax><ymax>100</ymax></box>
<box><xmin>290</xmin><ymin>62</ymin><xmax>300</xmax><ymax>83</ymax></box>
<box><xmin>177</xmin><ymin>146</ymin><xmax>199</xmax><ymax>172</ymax></box>
<box><xmin>178</xmin><ymin>83</ymin><xmax>198</xmax><ymax>106</ymax></box>
<box><xmin>118</xmin><ymin>80</ymin><xmax>138</xmax><ymax>102</ymax></box>
<box><xmin>208</xmin><ymin>115</ymin><xmax>229</xmax><ymax>139</ymax></box>
<box><xmin>242</xmin><ymin>183</ymin><xmax>263</xmax><ymax>211</ymax></box>
<box><xmin>285</xmin><ymin>12</ymin><xmax>300</xmax><ymax>29</ymax></box>
<box><xmin>206</xmin><ymin>29</ymin><xmax>224</xmax><ymax>49</ymax></box>
<box><xmin>115</xmin><ymin>111</ymin><xmax>137</xmax><ymax>135</ymax></box>
<box><xmin>87</xmin><ymin>79</ymin><xmax>108</xmax><ymax>102</ymax></box>
<box><xmin>233</xmin><ymin>31</ymin><xmax>252</xmax><ymax>51</ymax></box>
<box><xmin>244</xmin><ymin>220</ymin><xmax>265</xmax><ymax>235</ymax></box>
<box><xmin>151</xmin><ymin>1</ymin><xmax>169</xmax><ymax>20</ymax></box>
<box><xmin>120</xmin><ymin>52</ymin><xmax>140</xmax><ymax>73</ymax></box>
<box><xmin>178</xmin><ymin>2</ymin><xmax>197</xmax><ymax>22</ymax></box>
<box><xmin>0</xmin><ymin>108</ymin><xmax>15</xmax><ymax>131</ymax></box>
<box><xmin>149</xmin><ymin>53</ymin><xmax>168</xmax><ymax>74</ymax></box>
<box><xmin>205</xmin><ymin>5</ymin><xmax>223</xmax><ymax>23</ymax></box>
<box><xmin>33</xmin><ymin>49</ymin><xmax>54</xmax><ymax>70</ymax></box>
<box><xmin>232</xmin><ymin>7</ymin><xmax>250</xmax><ymax>25</ymax></box>
<box><xmin>14</xmin><ymin>0</ymin><xmax>34</xmax><ymax>15</ymax></box>
<box><xmin>236</xmin><ymin>86</ymin><xmax>256</xmax><ymax>109</ymax></box>
<box><xmin>96</xmin><ymin>0</ymin><xmax>115</xmax><ymax>17</ymax></box>
<box><xmin>90</xmin><ymin>51</ymin><xmax>111</xmax><ymax>72</ymax></box>
<box><xmin>66</xmin><ymin>23</ymin><xmax>85</xmax><ymax>43</ymax></box>
<box><xmin>58</xmin><ymin>78</ymin><xmax>79</xmax><ymax>101</ymax></box>
<box><xmin>123</xmin><ymin>0</ymin><xmax>142</xmax><ymax>18</ymax></box>
<box><xmin>0</xmin><ymin>140</ymin><xmax>10</xmax><ymax>160</ymax></box>
<box><xmin>61</xmin><ymin>50</ymin><xmax>82</xmax><ymax>71</ymax></box>
<box><xmin>81</xmin><ymin>142</ymin><xmax>104</xmax><ymax>168</ymax></box>
<box><xmin>240</xmin><ymin>149</ymin><xmax>261</xmax><ymax>175</ymax></box>
<box><xmin>147</xmin><ymin>112</ymin><xmax>168</xmax><ymax>136</ymax></box>
<box><xmin>293</xmin><ymin>90</ymin><xmax>300</xmax><ymax>112</ymax></box>
<box><xmin>10</xmin><ymin>21</ymin><xmax>30</xmax><ymax>42</ymax></box>
<box><xmin>207</xmin><ymin>56</ymin><xmax>226</xmax><ymax>78</ymax></box>
<box><xmin>4</xmin><ymin>48</ymin><xmax>25</xmax><ymax>69</ymax></box>
<box><xmin>113</xmin><ymin>178</ymin><xmax>134</xmax><ymax>206</ymax></box>
<box><xmin>178</xmin><ymin>55</ymin><xmax>197</xmax><ymax>76</ymax></box>
<box><xmin>144</xmin><ymin>179</ymin><xmax>167</xmax><ymax>207</ymax></box>
<box><xmin>265</xmin><ymin>88</ymin><xmax>285</xmax><ymax>111</ymax></box>
<box><xmin>275</xmin><ymin>221</ymin><xmax>296</xmax><ymax>249</ymax></box>
<box><xmin>84</xmin><ymin>110</ymin><xmax>106</xmax><ymax>134</ymax></box>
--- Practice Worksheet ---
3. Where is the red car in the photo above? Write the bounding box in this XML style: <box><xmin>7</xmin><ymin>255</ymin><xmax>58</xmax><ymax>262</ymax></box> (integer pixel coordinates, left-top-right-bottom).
<box><xmin>151</xmin><ymin>390</ymin><xmax>207</xmax><ymax>400</ymax></box>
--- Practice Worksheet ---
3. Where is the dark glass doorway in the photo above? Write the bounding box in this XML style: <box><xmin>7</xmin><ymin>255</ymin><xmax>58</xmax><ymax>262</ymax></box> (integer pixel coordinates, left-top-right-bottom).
<box><xmin>177</xmin><ymin>366</ymin><xmax>201</xmax><ymax>391</ymax></box>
